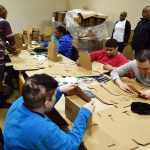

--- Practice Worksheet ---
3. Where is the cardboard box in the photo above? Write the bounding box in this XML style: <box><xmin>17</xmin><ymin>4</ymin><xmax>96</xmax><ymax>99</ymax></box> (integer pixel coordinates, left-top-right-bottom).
<box><xmin>52</xmin><ymin>11</ymin><xmax>66</xmax><ymax>22</ymax></box>
<box><xmin>65</xmin><ymin>87</ymin><xmax>93</xmax><ymax>127</ymax></box>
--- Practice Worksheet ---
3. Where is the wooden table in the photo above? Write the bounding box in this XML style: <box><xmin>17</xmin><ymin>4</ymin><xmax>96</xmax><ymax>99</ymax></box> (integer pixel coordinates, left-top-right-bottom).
<box><xmin>7</xmin><ymin>50</ymin><xmax>150</xmax><ymax>150</ymax></box>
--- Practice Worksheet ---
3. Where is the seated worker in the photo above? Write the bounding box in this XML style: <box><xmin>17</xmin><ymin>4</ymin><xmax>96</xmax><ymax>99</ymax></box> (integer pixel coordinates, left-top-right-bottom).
<box><xmin>77</xmin><ymin>39</ymin><xmax>133</xmax><ymax>78</ymax></box>
<box><xmin>42</xmin><ymin>26</ymin><xmax>73</xmax><ymax>59</ymax></box>
<box><xmin>110</xmin><ymin>49</ymin><xmax>150</xmax><ymax>99</ymax></box>
<box><xmin>0</xmin><ymin>5</ymin><xmax>19</xmax><ymax>108</ymax></box>
<box><xmin>4</xmin><ymin>74</ymin><xmax>95</xmax><ymax>150</ymax></box>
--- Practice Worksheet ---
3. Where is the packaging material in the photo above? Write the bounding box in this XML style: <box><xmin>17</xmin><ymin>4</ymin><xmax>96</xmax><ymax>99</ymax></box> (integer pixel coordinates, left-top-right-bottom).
<box><xmin>64</xmin><ymin>9</ymin><xmax>108</xmax><ymax>52</ymax></box>
<box><xmin>32</xmin><ymin>28</ymin><xmax>40</xmax><ymax>41</ymax></box>
<box><xmin>65</xmin><ymin>86</ymin><xmax>93</xmax><ymax>127</ymax></box>
<box><xmin>40</xmin><ymin>26</ymin><xmax>52</xmax><ymax>42</ymax></box>
<box><xmin>14</xmin><ymin>33</ymin><xmax>23</xmax><ymax>50</ymax></box>
<box><xmin>48</xmin><ymin>42</ymin><xmax>57</xmax><ymax>61</ymax></box>
<box><xmin>52</xmin><ymin>11</ymin><xmax>67</xmax><ymax>22</ymax></box>
<box><xmin>97</xmin><ymin>107</ymin><xmax>150</xmax><ymax>149</ymax></box>
<box><xmin>22</xmin><ymin>30</ymin><xmax>28</xmax><ymax>47</ymax></box>
<box><xmin>78</xmin><ymin>52</ymin><xmax>92</xmax><ymax>70</ymax></box>
<box><xmin>65</xmin><ymin>9</ymin><xmax>108</xmax><ymax>27</ymax></box>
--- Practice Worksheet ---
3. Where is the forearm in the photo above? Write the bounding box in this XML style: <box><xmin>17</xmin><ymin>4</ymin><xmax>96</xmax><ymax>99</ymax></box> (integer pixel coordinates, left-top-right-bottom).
<box><xmin>114</xmin><ymin>78</ymin><xmax>124</xmax><ymax>87</ymax></box>
<box><xmin>68</xmin><ymin>107</ymin><xmax>91</xmax><ymax>148</ymax></box>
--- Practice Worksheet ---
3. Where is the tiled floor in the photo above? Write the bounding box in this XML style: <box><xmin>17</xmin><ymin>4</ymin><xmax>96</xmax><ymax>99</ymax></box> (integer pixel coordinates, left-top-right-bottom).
<box><xmin>0</xmin><ymin>85</ymin><xmax>19</xmax><ymax>131</ymax></box>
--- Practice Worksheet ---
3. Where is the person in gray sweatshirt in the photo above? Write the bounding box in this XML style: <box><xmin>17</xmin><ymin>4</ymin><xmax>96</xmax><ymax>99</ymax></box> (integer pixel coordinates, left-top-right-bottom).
<box><xmin>111</xmin><ymin>49</ymin><xmax>150</xmax><ymax>99</ymax></box>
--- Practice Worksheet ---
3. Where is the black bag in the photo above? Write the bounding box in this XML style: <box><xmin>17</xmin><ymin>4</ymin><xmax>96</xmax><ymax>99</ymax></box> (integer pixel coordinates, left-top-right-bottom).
<box><xmin>131</xmin><ymin>102</ymin><xmax>150</xmax><ymax>115</ymax></box>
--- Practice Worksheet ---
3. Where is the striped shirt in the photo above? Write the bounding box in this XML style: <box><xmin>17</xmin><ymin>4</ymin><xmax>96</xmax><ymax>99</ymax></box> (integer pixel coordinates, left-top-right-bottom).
<box><xmin>0</xmin><ymin>18</ymin><xmax>16</xmax><ymax>65</ymax></box>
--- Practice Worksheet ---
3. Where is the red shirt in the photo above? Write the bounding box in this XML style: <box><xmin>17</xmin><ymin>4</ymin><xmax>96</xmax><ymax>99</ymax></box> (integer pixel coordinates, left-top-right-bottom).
<box><xmin>90</xmin><ymin>50</ymin><xmax>133</xmax><ymax>78</ymax></box>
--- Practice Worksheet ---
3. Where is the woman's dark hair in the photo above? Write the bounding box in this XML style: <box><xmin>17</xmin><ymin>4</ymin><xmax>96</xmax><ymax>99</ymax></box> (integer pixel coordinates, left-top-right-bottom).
<box><xmin>22</xmin><ymin>74</ymin><xmax>58</xmax><ymax>108</ymax></box>
<box><xmin>136</xmin><ymin>49</ymin><xmax>150</xmax><ymax>62</ymax></box>
<box><xmin>105</xmin><ymin>39</ymin><xmax>118</xmax><ymax>48</ymax></box>
<box><xmin>0</xmin><ymin>5</ymin><xmax>7</xmax><ymax>19</ymax></box>
<box><xmin>56</xmin><ymin>26</ymin><xmax>70</xmax><ymax>35</ymax></box>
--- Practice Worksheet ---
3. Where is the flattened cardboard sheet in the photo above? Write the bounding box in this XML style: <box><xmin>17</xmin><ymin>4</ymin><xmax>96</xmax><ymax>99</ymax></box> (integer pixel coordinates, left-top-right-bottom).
<box><xmin>101</xmin><ymin>80</ymin><xmax>129</xmax><ymax>96</ymax></box>
<box><xmin>97</xmin><ymin>109</ymin><xmax>138</xmax><ymax>150</ymax></box>
<box><xmin>84</xmin><ymin>125</ymin><xmax>117</xmax><ymax>150</ymax></box>
<box><xmin>97</xmin><ymin>107</ymin><xmax>150</xmax><ymax>148</ymax></box>
<box><xmin>88</xmin><ymin>84</ymin><xmax>120</xmax><ymax>105</ymax></box>
<box><xmin>92</xmin><ymin>61</ymin><xmax>109</xmax><ymax>74</ymax></box>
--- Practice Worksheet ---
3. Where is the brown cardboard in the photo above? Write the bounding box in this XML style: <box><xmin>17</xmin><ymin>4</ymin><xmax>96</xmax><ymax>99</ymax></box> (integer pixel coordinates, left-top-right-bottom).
<box><xmin>44</xmin><ymin>26</ymin><xmax>52</xmax><ymax>36</ymax></box>
<box><xmin>101</xmin><ymin>80</ymin><xmax>129</xmax><ymax>96</ymax></box>
<box><xmin>57</xmin><ymin>12</ymin><xmax>66</xmax><ymax>22</ymax></box>
<box><xmin>19</xmin><ymin>73</ymin><xmax>25</xmax><ymax>95</ymax></box>
<box><xmin>84</xmin><ymin>125</ymin><xmax>117</xmax><ymax>150</ymax></box>
<box><xmin>65</xmin><ymin>86</ymin><xmax>93</xmax><ymax>127</ymax></box>
<box><xmin>14</xmin><ymin>33</ymin><xmax>23</xmax><ymax>50</ymax></box>
<box><xmin>96</xmin><ymin>106</ymin><xmax>150</xmax><ymax>149</ymax></box>
<box><xmin>78</xmin><ymin>52</ymin><xmax>92</xmax><ymax>70</ymax></box>
<box><xmin>88</xmin><ymin>84</ymin><xmax>119</xmax><ymax>105</ymax></box>
<box><xmin>48</xmin><ymin>42</ymin><xmax>58</xmax><ymax>61</ymax></box>
<box><xmin>22</xmin><ymin>30</ymin><xmax>28</xmax><ymax>46</ymax></box>
<box><xmin>32</xmin><ymin>28</ymin><xmax>39</xmax><ymax>41</ymax></box>
<box><xmin>97</xmin><ymin>108</ymin><xmax>139</xmax><ymax>150</ymax></box>
<box><xmin>65</xmin><ymin>95</ymin><xmax>93</xmax><ymax>127</ymax></box>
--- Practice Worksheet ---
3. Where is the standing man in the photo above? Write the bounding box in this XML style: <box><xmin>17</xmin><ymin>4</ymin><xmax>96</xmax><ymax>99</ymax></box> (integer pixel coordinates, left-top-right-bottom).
<box><xmin>112</xmin><ymin>11</ymin><xmax>131</xmax><ymax>53</ymax></box>
<box><xmin>131</xmin><ymin>6</ymin><xmax>150</xmax><ymax>57</ymax></box>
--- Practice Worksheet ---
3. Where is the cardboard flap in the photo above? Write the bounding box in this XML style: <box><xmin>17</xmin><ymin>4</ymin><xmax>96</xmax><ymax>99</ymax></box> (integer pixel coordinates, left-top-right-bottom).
<box><xmin>48</xmin><ymin>42</ymin><xmax>57</xmax><ymax>61</ymax></box>
<box><xmin>78</xmin><ymin>52</ymin><xmax>92</xmax><ymax>70</ymax></box>
<box><xmin>67</xmin><ymin>86</ymin><xmax>91</xmax><ymax>103</ymax></box>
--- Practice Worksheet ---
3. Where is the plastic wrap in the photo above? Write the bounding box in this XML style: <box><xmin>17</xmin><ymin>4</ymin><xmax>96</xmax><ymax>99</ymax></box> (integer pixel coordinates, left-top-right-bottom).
<box><xmin>64</xmin><ymin>9</ymin><xmax>108</xmax><ymax>52</ymax></box>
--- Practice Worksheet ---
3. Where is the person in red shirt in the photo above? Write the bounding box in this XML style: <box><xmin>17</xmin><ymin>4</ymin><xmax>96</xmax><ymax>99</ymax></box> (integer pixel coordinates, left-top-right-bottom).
<box><xmin>77</xmin><ymin>39</ymin><xmax>133</xmax><ymax>78</ymax></box>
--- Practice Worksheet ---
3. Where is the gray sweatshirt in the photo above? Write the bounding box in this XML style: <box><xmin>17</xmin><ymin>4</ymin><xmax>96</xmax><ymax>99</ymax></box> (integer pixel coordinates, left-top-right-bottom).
<box><xmin>110</xmin><ymin>60</ymin><xmax>150</xmax><ymax>86</ymax></box>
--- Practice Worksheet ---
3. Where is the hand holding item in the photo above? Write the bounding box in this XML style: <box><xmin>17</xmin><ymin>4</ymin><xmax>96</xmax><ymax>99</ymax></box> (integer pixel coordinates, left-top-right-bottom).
<box><xmin>83</xmin><ymin>100</ymin><xmax>95</xmax><ymax>113</ymax></box>
<box><xmin>59</xmin><ymin>84</ymin><xmax>76</xmax><ymax>93</ymax></box>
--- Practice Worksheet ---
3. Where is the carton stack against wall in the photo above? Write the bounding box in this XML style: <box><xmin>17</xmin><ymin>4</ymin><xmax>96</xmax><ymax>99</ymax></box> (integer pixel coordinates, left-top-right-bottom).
<box><xmin>65</xmin><ymin>9</ymin><xmax>108</xmax><ymax>52</ymax></box>
<box><xmin>52</xmin><ymin>11</ymin><xmax>67</xmax><ymax>22</ymax></box>
<box><xmin>40</xmin><ymin>26</ymin><xmax>52</xmax><ymax>42</ymax></box>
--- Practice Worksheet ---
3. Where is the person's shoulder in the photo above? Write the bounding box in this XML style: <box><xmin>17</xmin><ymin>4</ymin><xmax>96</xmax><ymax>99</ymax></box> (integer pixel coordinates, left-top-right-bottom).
<box><xmin>90</xmin><ymin>50</ymin><xmax>105</xmax><ymax>55</ymax></box>
<box><xmin>0</xmin><ymin>19</ymin><xmax>10</xmax><ymax>25</ymax></box>
<box><xmin>117</xmin><ymin>53</ymin><xmax>128</xmax><ymax>59</ymax></box>
<box><xmin>11</xmin><ymin>97</ymin><xmax>24</xmax><ymax>107</ymax></box>
<box><xmin>63</xmin><ymin>34</ymin><xmax>72</xmax><ymax>40</ymax></box>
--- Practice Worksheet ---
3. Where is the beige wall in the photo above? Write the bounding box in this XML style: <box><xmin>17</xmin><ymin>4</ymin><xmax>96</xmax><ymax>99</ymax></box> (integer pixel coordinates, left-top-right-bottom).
<box><xmin>67</xmin><ymin>0</ymin><xmax>150</xmax><ymax>35</ymax></box>
<box><xmin>0</xmin><ymin>0</ymin><xmax>67</xmax><ymax>33</ymax></box>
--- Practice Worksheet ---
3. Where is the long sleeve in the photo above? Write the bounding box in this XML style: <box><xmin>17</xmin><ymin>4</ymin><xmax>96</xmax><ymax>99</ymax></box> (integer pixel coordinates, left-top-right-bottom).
<box><xmin>3</xmin><ymin>21</ymin><xmax>16</xmax><ymax>50</ymax></box>
<box><xmin>43</xmin><ymin>107</ymin><xmax>91</xmax><ymax>150</ymax></box>
<box><xmin>110</xmin><ymin>60</ymin><xmax>135</xmax><ymax>81</ymax></box>
<box><xmin>124</xmin><ymin>21</ymin><xmax>131</xmax><ymax>43</ymax></box>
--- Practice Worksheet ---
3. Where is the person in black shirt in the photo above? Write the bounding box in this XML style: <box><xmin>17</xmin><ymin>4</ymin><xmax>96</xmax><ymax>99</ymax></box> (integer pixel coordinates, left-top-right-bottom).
<box><xmin>131</xmin><ymin>6</ymin><xmax>150</xmax><ymax>57</ymax></box>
